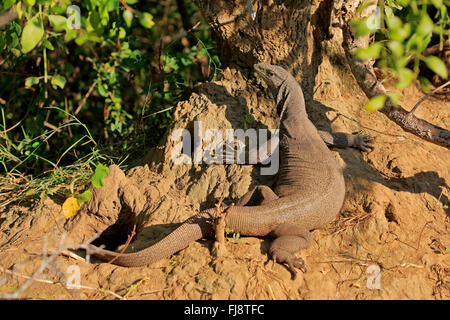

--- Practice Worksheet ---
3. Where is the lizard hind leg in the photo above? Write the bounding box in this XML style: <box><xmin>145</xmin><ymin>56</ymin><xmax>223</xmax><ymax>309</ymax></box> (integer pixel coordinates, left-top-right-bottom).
<box><xmin>269</xmin><ymin>223</ymin><xmax>312</xmax><ymax>280</ymax></box>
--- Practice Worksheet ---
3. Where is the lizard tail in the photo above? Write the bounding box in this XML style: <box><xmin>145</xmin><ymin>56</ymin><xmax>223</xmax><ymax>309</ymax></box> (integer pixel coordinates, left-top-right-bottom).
<box><xmin>87</xmin><ymin>210</ymin><xmax>215</xmax><ymax>267</ymax></box>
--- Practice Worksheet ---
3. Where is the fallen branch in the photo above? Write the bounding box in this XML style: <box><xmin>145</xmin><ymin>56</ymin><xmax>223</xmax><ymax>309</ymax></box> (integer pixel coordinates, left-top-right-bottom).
<box><xmin>0</xmin><ymin>265</ymin><xmax>123</xmax><ymax>299</ymax></box>
<box><xmin>74</xmin><ymin>81</ymin><xmax>97</xmax><ymax>115</ymax></box>
<box><xmin>409</xmin><ymin>79</ymin><xmax>450</xmax><ymax>115</ymax></box>
<box><xmin>341</xmin><ymin>16</ymin><xmax>450</xmax><ymax>149</ymax></box>
<box><xmin>0</xmin><ymin>232</ymin><xmax>104</xmax><ymax>299</ymax></box>
<box><xmin>0</xmin><ymin>7</ymin><xmax>17</xmax><ymax>29</ymax></box>
<box><xmin>0</xmin><ymin>234</ymin><xmax>64</xmax><ymax>299</ymax></box>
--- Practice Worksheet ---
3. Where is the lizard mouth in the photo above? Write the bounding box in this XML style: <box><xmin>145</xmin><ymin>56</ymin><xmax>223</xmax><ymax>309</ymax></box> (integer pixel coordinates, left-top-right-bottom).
<box><xmin>254</xmin><ymin>63</ymin><xmax>272</xmax><ymax>86</ymax></box>
<box><xmin>254</xmin><ymin>63</ymin><xmax>266</xmax><ymax>75</ymax></box>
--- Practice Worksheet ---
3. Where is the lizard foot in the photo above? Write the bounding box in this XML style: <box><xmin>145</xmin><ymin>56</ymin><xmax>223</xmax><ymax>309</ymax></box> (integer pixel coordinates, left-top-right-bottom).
<box><xmin>352</xmin><ymin>130</ymin><xmax>374</xmax><ymax>152</ymax></box>
<box><xmin>271</xmin><ymin>250</ymin><xmax>308</xmax><ymax>280</ymax></box>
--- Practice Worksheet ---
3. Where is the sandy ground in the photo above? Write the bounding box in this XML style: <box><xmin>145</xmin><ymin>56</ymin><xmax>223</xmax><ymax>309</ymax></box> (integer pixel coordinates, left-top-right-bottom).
<box><xmin>0</xmin><ymin>55</ymin><xmax>448</xmax><ymax>300</ymax></box>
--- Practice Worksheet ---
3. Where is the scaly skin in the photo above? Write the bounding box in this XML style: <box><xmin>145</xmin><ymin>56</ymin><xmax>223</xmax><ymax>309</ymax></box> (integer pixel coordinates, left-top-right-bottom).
<box><xmin>89</xmin><ymin>63</ymin><xmax>369</xmax><ymax>278</ymax></box>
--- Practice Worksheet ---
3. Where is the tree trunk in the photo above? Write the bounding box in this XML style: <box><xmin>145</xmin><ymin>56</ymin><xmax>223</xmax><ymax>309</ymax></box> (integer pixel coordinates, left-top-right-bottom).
<box><xmin>193</xmin><ymin>0</ymin><xmax>450</xmax><ymax>149</ymax></box>
<box><xmin>194</xmin><ymin>0</ymin><xmax>336</xmax><ymax>98</ymax></box>
<box><xmin>194</xmin><ymin>0</ymin><xmax>348</xmax><ymax>96</ymax></box>
<box><xmin>0</xmin><ymin>6</ymin><xmax>18</xmax><ymax>29</ymax></box>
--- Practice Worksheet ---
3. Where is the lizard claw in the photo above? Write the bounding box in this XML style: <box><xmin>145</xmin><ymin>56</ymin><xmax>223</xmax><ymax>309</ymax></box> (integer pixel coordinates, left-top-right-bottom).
<box><xmin>352</xmin><ymin>130</ymin><xmax>374</xmax><ymax>152</ymax></box>
<box><xmin>293</xmin><ymin>257</ymin><xmax>308</xmax><ymax>273</ymax></box>
<box><xmin>270</xmin><ymin>249</ymin><xmax>308</xmax><ymax>280</ymax></box>
<box><xmin>286</xmin><ymin>256</ymin><xmax>307</xmax><ymax>280</ymax></box>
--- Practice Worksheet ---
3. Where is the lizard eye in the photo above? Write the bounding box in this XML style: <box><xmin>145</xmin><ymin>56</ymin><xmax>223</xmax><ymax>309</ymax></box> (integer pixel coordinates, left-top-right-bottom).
<box><xmin>266</xmin><ymin>70</ymin><xmax>274</xmax><ymax>77</ymax></box>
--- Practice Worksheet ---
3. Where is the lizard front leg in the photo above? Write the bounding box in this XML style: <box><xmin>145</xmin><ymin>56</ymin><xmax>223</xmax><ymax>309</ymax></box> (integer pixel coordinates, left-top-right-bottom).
<box><xmin>269</xmin><ymin>223</ymin><xmax>312</xmax><ymax>280</ymax></box>
<box><xmin>254</xmin><ymin>131</ymin><xmax>373</xmax><ymax>166</ymax></box>
<box><xmin>317</xmin><ymin>130</ymin><xmax>374</xmax><ymax>152</ymax></box>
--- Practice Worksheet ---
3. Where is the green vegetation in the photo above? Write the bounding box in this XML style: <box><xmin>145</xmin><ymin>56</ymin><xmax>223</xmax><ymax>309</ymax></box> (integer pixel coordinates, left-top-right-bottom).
<box><xmin>1</xmin><ymin>0</ymin><xmax>448</xmax><ymax>206</ymax></box>
<box><xmin>0</xmin><ymin>0</ymin><xmax>221</xmax><ymax>205</ymax></box>
<box><xmin>225</xmin><ymin>227</ymin><xmax>241</xmax><ymax>242</ymax></box>
<box><xmin>351</xmin><ymin>0</ymin><xmax>449</xmax><ymax>111</ymax></box>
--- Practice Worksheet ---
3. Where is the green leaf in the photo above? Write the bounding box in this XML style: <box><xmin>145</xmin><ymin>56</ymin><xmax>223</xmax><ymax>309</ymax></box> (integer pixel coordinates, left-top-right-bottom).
<box><xmin>430</xmin><ymin>0</ymin><xmax>443</xmax><ymax>8</ymax></box>
<box><xmin>365</xmin><ymin>95</ymin><xmax>387</xmax><ymax>112</ymax></box>
<box><xmin>49</xmin><ymin>5</ymin><xmax>67</xmax><ymax>15</ymax></box>
<box><xmin>385</xmin><ymin>0</ymin><xmax>403</xmax><ymax>10</ymax></box>
<box><xmin>406</xmin><ymin>34</ymin><xmax>422</xmax><ymax>53</ymax></box>
<box><xmin>123</xmin><ymin>10</ymin><xmax>133</xmax><ymax>28</ymax></box>
<box><xmin>87</xmin><ymin>33</ymin><xmax>101</xmax><ymax>43</ymax></box>
<box><xmin>423</xmin><ymin>56</ymin><xmax>448</xmax><ymax>79</ymax></box>
<box><xmin>350</xmin><ymin>19</ymin><xmax>372</xmax><ymax>37</ymax></box>
<box><xmin>389</xmin><ymin>23</ymin><xmax>411</xmax><ymax>42</ymax></box>
<box><xmin>126</xmin><ymin>0</ymin><xmax>138</xmax><ymax>4</ymax></box>
<box><xmin>11</xmin><ymin>48</ymin><xmax>21</xmax><ymax>57</ymax></box>
<box><xmin>387</xmin><ymin>41</ymin><xmax>403</xmax><ymax>57</ymax></box>
<box><xmin>51</xmin><ymin>74</ymin><xmax>66</xmax><ymax>89</ymax></box>
<box><xmin>9</xmin><ymin>21</ymin><xmax>21</xmax><ymax>35</ymax></box>
<box><xmin>64</xmin><ymin>29</ymin><xmax>77</xmax><ymax>42</ymax></box>
<box><xmin>9</xmin><ymin>33</ymin><xmax>19</xmax><ymax>48</ymax></box>
<box><xmin>21</xmin><ymin>16</ymin><xmax>44</xmax><ymax>53</ymax></box>
<box><xmin>105</xmin><ymin>0</ymin><xmax>119</xmax><ymax>12</ymax></box>
<box><xmin>396</xmin><ymin>68</ymin><xmax>415</xmax><ymax>89</ymax></box>
<box><xmin>24</xmin><ymin>0</ymin><xmax>36</xmax><ymax>6</ymax></box>
<box><xmin>97</xmin><ymin>83</ymin><xmax>108</xmax><ymax>97</ymax></box>
<box><xmin>75</xmin><ymin>190</ymin><xmax>92</xmax><ymax>205</ymax></box>
<box><xmin>43</xmin><ymin>39</ymin><xmax>54</xmax><ymax>50</ymax></box>
<box><xmin>416</xmin><ymin>14</ymin><xmax>433</xmax><ymax>37</ymax></box>
<box><xmin>396</xmin><ymin>0</ymin><xmax>410</xmax><ymax>6</ymax></box>
<box><xmin>25</xmin><ymin>76</ymin><xmax>40</xmax><ymax>87</ymax></box>
<box><xmin>419</xmin><ymin>76</ymin><xmax>432</xmax><ymax>93</ymax></box>
<box><xmin>91</xmin><ymin>163</ymin><xmax>109</xmax><ymax>188</ymax></box>
<box><xmin>388</xmin><ymin>92</ymin><xmax>401</xmax><ymax>107</ymax></box>
<box><xmin>139</xmin><ymin>12</ymin><xmax>154</xmax><ymax>29</ymax></box>
<box><xmin>88</xmin><ymin>11</ymin><xmax>103</xmax><ymax>34</ymax></box>
<box><xmin>4</xmin><ymin>0</ymin><xmax>16</xmax><ymax>10</ymax></box>
<box><xmin>356</xmin><ymin>1</ymin><xmax>376</xmax><ymax>15</ymax></box>
<box><xmin>75</xmin><ymin>35</ymin><xmax>88</xmax><ymax>46</ymax></box>
<box><xmin>48</xmin><ymin>15</ymin><xmax>67</xmax><ymax>32</ymax></box>
<box><xmin>386</xmin><ymin>15</ymin><xmax>402</xmax><ymax>30</ymax></box>
<box><xmin>384</xmin><ymin>6</ymin><xmax>393</xmax><ymax>19</ymax></box>
<box><xmin>119</xmin><ymin>27</ymin><xmax>126</xmax><ymax>39</ymax></box>
<box><xmin>355</xmin><ymin>43</ymin><xmax>382</xmax><ymax>60</ymax></box>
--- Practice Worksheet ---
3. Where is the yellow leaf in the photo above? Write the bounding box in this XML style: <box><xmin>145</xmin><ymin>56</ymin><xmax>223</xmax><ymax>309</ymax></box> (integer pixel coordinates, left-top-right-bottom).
<box><xmin>62</xmin><ymin>197</ymin><xmax>81</xmax><ymax>219</ymax></box>
<box><xmin>16</xmin><ymin>2</ymin><xmax>23</xmax><ymax>19</ymax></box>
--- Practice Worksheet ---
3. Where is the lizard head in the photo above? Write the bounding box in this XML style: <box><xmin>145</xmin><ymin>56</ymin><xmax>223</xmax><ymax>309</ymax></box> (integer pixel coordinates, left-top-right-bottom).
<box><xmin>254</xmin><ymin>62</ymin><xmax>289</xmax><ymax>94</ymax></box>
<box><xmin>255</xmin><ymin>62</ymin><xmax>296</xmax><ymax>117</ymax></box>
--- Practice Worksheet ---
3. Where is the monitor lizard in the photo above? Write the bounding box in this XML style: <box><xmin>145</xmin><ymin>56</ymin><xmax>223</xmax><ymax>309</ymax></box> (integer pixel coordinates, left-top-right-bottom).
<box><xmin>87</xmin><ymin>63</ymin><xmax>372</xmax><ymax>279</ymax></box>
